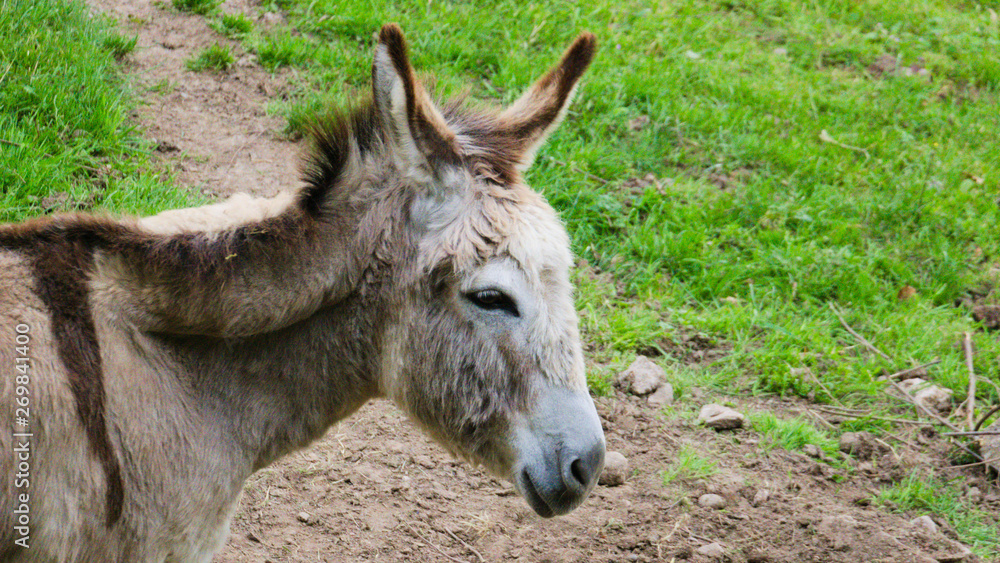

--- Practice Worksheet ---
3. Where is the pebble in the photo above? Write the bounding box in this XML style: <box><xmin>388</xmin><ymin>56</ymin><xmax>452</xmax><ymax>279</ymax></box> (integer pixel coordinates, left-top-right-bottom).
<box><xmin>647</xmin><ymin>382</ymin><xmax>674</xmax><ymax>407</ymax></box>
<box><xmin>978</xmin><ymin>421</ymin><xmax>1000</xmax><ymax>476</ymax></box>
<box><xmin>898</xmin><ymin>378</ymin><xmax>953</xmax><ymax>413</ymax></box>
<box><xmin>802</xmin><ymin>443</ymin><xmax>824</xmax><ymax>459</ymax></box>
<box><xmin>966</xmin><ymin>486</ymin><xmax>983</xmax><ymax>504</ymax></box>
<box><xmin>599</xmin><ymin>451</ymin><xmax>629</xmax><ymax>487</ymax></box>
<box><xmin>296</xmin><ymin>511</ymin><xmax>315</xmax><ymax>524</ymax></box>
<box><xmin>698</xmin><ymin>404</ymin><xmax>744</xmax><ymax>430</ymax></box>
<box><xmin>752</xmin><ymin>489</ymin><xmax>770</xmax><ymax>506</ymax></box>
<box><xmin>617</xmin><ymin>356</ymin><xmax>664</xmax><ymax>396</ymax></box>
<box><xmin>695</xmin><ymin>542</ymin><xmax>726</xmax><ymax>559</ymax></box>
<box><xmin>838</xmin><ymin>431</ymin><xmax>882</xmax><ymax>460</ymax></box>
<box><xmin>698</xmin><ymin>493</ymin><xmax>727</xmax><ymax>510</ymax></box>
<box><xmin>910</xmin><ymin>515</ymin><xmax>938</xmax><ymax>536</ymax></box>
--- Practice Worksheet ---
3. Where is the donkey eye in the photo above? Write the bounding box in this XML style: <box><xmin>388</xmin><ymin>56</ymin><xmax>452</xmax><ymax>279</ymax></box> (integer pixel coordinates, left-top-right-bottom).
<box><xmin>466</xmin><ymin>289</ymin><xmax>519</xmax><ymax>317</ymax></box>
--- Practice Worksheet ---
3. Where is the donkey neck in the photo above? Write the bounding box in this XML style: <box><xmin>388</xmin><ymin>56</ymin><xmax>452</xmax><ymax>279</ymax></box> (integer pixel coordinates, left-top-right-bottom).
<box><xmin>130</xmin><ymin>188</ymin><xmax>414</xmax><ymax>470</ymax></box>
<box><xmin>155</xmin><ymin>286</ymin><xmax>389</xmax><ymax>472</ymax></box>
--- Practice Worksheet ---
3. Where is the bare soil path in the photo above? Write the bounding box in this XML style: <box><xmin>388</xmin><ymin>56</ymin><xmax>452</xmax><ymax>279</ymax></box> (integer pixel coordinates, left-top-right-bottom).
<box><xmin>90</xmin><ymin>0</ymin><xmax>298</xmax><ymax>199</ymax></box>
<box><xmin>84</xmin><ymin>1</ymin><xmax>995</xmax><ymax>561</ymax></box>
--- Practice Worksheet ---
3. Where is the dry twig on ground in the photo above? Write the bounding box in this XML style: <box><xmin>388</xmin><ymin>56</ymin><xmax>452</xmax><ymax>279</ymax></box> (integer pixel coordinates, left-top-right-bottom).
<box><xmin>963</xmin><ymin>332</ymin><xmax>976</xmax><ymax>431</ymax></box>
<box><xmin>830</xmin><ymin>304</ymin><xmax>891</xmax><ymax>361</ymax></box>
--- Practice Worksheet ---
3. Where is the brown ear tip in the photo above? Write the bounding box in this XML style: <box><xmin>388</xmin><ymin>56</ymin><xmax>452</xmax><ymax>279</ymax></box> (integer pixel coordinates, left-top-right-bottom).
<box><xmin>379</xmin><ymin>23</ymin><xmax>405</xmax><ymax>45</ymax></box>
<box><xmin>574</xmin><ymin>32</ymin><xmax>597</xmax><ymax>53</ymax></box>
<box><xmin>567</xmin><ymin>32</ymin><xmax>597</xmax><ymax>67</ymax></box>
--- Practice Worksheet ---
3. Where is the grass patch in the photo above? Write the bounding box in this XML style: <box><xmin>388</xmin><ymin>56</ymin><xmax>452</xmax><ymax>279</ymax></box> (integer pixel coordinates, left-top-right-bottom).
<box><xmin>186</xmin><ymin>43</ymin><xmax>235</xmax><ymax>72</ymax></box>
<box><xmin>661</xmin><ymin>445</ymin><xmax>718</xmax><ymax>485</ymax></box>
<box><xmin>253</xmin><ymin>30</ymin><xmax>313</xmax><ymax>71</ymax></box>
<box><xmin>210</xmin><ymin>13</ymin><xmax>254</xmax><ymax>38</ymax></box>
<box><xmin>172</xmin><ymin>0</ymin><xmax>219</xmax><ymax>16</ymax></box>
<box><xmin>878</xmin><ymin>471</ymin><xmax>999</xmax><ymax>557</ymax></box>
<box><xmin>749</xmin><ymin>411</ymin><xmax>840</xmax><ymax>459</ymax></box>
<box><xmin>101</xmin><ymin>32</ymin><xmax>137</xmax><ymax>59</ymax></box>
<box><xmin>0</xmin><ymin>0</ymin><xmax>196</xmax><ymax>223</ymax></box>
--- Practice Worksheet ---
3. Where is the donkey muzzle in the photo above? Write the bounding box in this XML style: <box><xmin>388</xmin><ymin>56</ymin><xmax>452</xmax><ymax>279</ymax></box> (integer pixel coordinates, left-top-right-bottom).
<box><xmin>512</xmin><ymin>385</ymin><xmax>606</xmax><ymax>517</ymax></box>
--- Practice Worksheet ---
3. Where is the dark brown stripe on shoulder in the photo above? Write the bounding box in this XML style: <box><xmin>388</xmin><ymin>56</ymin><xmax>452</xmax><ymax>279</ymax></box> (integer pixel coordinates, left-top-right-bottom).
<box><xmin>2</xmin><ymin>220</ymin><xmax>125</xmax><ymax>526</ymax></box>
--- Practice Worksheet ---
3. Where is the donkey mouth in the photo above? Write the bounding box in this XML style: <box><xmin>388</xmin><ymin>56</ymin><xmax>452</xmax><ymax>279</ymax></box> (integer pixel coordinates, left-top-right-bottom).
<box><xmin>511</xmin><ymin>385</ymin><xmax>606</xmax><ymax>518</ymax></box>
<box><xmin>516</xmin><ymin>469</ymin><xmax>556</xmax><ymax>518</ymax></box>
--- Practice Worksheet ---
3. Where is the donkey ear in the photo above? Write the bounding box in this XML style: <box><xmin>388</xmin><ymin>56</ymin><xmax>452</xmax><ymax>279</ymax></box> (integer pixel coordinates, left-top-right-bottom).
<box><xmin>498</xmin><ymin>33</ymin><xmax>597</xmax><ymax>171</ymax></box>
<box><xmin>372</xmin><ymin>24</ymin><xmax>460</xmax><ymax>182</ymax></box>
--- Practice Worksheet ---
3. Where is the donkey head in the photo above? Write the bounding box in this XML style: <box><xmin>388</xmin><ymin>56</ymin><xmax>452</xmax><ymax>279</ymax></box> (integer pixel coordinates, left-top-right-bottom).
<box><xmin>371</xmin><ymin>25</ymin><xmax>604</xmax><ymax>517</ymax></box>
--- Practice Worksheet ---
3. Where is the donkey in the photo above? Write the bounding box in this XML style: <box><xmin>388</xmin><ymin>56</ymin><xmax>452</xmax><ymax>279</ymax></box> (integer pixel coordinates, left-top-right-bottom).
<box><xmin>0</xmin><ymin>24</ymin><xmax>603</xmax><ymax>562</ymax></box>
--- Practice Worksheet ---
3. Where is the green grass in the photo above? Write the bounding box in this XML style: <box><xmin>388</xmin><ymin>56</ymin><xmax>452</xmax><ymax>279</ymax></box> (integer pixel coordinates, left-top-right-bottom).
<box><xmin>186</xmin><ymin>43</ymin><xmax>235</xmax><ymax>71</ymax></box>
<box><xmin>102</xmin><ymin>31</ymin><xmax>138</xmax><ymax>59</ymax></box>
<box><xmin>878</xmin><ymin>471</ymin><xmax>999</xmax><ymax>555</ymax></box>
<box><xmin>172</xmin><ymin>0</ymin><xmax>219</xmax><ymax>16</ymax></box>
<box><xmin>210</xmin><ymin>13</ymin><xmax>254</xmax><ymax>38</ymax></box>
<box><xmin>749</xmin><ymin>411</ymin><xmax>840</xmax><ymax>458</ymax></box>
<box><xmin>661</xmin><ymin>444</ymin><xmax>719</xmax><ymax>485</ymax></box>
<box><xmin>0</xmin><ymin>0</ymin><xmax>196</xmax><ymax>222</ymax></box>
<box><xmin>254</xmin><ymin>30</ymin><xmax>313</xmax><ymax>71</ymax></box>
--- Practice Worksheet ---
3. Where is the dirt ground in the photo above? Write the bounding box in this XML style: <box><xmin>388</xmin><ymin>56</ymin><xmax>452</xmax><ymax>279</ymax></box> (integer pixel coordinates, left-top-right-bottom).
<box><xmin>85</xmin><ymin>1</ymin><xmax>998</xmax><ymax>561</ymax></box>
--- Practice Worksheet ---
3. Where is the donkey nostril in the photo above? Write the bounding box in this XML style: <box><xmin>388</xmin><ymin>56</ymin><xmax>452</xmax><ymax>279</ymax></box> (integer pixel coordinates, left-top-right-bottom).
<box><xmin>569</xmin><ymin>458</ymin><xmax>587</xmax><ymax>487</ymax></box>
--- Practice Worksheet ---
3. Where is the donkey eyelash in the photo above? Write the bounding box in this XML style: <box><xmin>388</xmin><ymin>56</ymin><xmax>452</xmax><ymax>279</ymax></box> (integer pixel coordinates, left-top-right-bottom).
<box><xmin>466</xmin><ymin>289</ymin><xmax>520</xmax><ymax>317</ymax></box>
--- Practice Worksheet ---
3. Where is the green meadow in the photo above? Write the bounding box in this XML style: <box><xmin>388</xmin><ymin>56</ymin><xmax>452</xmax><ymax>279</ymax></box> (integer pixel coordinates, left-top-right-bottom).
<box><xmin>0</xmin><ymin>0</ymin><xmax>194</xmax><ymax>221</ymax></box>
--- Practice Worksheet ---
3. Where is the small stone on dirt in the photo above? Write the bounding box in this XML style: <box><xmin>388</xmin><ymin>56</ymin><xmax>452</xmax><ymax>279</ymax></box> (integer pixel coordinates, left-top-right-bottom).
<box><xmin>965</xmin><ymin>486</ymin><xmax>983</xmax><ymax>504</ymax></box>
<box><xmin>698</xmin><ymin>404</ymin><xmax>744</xmax><ymax>430</ymax></box>
<box><xmin>802</xmin><ymin>443</ymin><xmax>825</xmax><ymax>459</ymax></box>
<box><xmin>752</xmin><ymin>489</ymin><xmax>770</xmax><ymax>506</ymax></box>
<box><xmin>617</xmin><ymin>355</ymin><xmax>664</xmax><ymax>396</ymax></box>
<box><xmin>838</xmin><ymin>431</ymin><xmax>881</xmax><ymax>459</ymax></box>
<box><xmin>695</xmin><ymin>542</ymin><xmax>726</xmax><ymax>559</ymax></box>
<box><xmin>647</xmin><ymin>382</ymin><xmax>674</xmax><ymax>407</ymax></box>
<box><xmin>976</xmin><ymin>421</ymin><xmax>1000</xmax><ymax>475</ymax></box>
<box><xmin>910</xmin><ymin>515</ymin><xmax>939</xmax><ymax>536</ymax></box>
<box><xmin>898</xmin><ymin>378</ymin><xmax>953</xmax><ymax>413</ymax></box>
<box><xmin>296</xmin><ymin>511</ymin><xmax>315</xmax><ymax>524</ymax></box>
<box><xmin>599</xmin><ymin>451</ymin><xmax>629</xmax><ymax>486</ymax></box>
<box><xmin>698</xmin><ymin>493</ymin><xmax>727</xmax><ymax>510</ymax></box>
